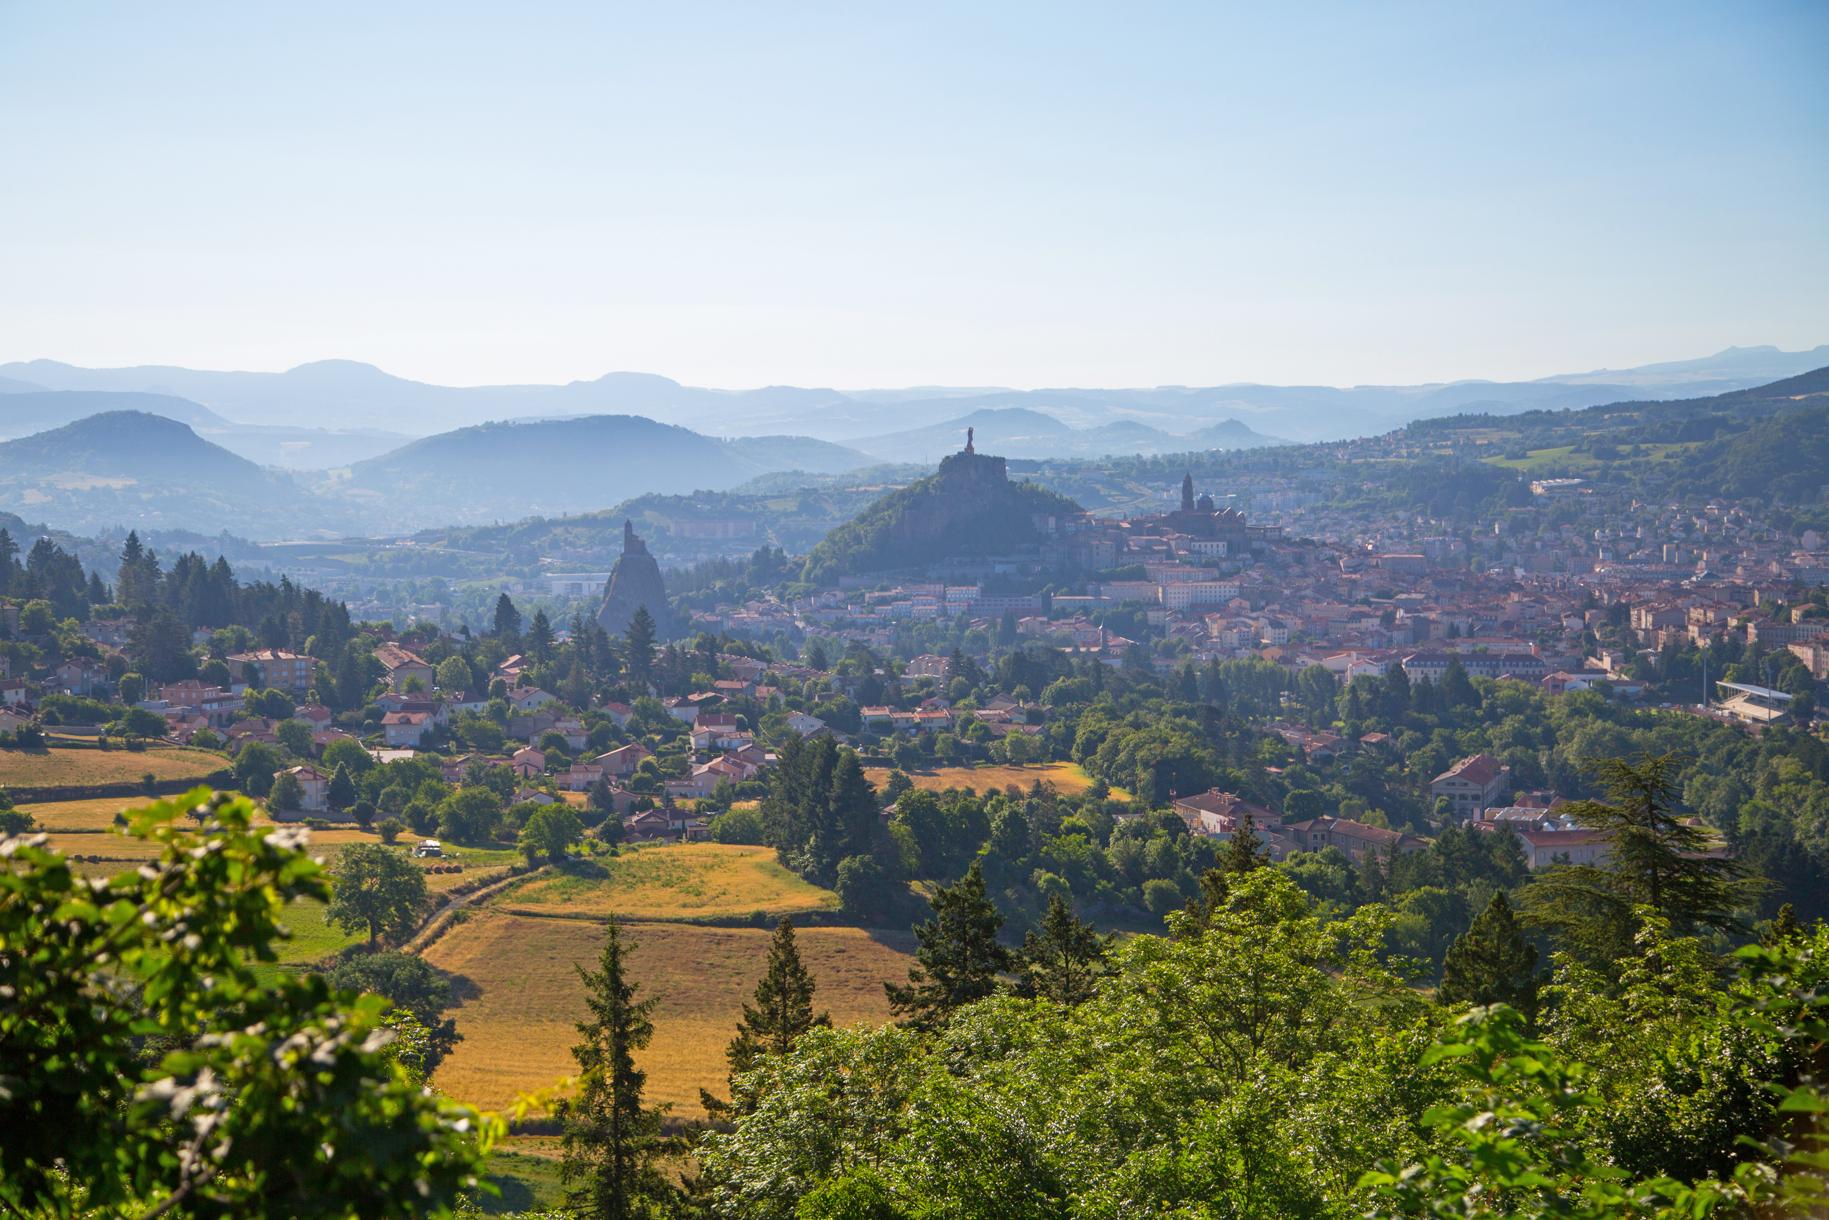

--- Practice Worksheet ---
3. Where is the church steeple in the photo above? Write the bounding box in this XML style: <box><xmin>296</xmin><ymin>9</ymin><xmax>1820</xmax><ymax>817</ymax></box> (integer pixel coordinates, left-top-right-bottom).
<box><xmin>1180</xmin><ymin>471</ymin><xmax>1195</xmax><ymax>513</ymax></box>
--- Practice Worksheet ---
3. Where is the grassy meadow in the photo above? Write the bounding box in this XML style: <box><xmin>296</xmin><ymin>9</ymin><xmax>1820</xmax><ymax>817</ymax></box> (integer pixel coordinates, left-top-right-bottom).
<box><xmin>498</xmin><ymin>843</ymin><xmax>836</xmax><ymax>922</ymax></box>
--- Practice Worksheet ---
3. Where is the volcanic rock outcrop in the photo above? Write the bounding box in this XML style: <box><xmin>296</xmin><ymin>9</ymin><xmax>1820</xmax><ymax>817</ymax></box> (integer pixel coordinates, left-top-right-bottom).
<box><xmin>596</xmin><ymin>520</ymin><xmax>679</xmax><ymax>638</ymax></box>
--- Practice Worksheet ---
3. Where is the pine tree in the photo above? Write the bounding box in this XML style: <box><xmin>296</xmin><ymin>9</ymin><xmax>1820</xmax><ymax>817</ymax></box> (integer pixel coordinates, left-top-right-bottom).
<box><xmin>326</xmin><ymin>762</ymin><xmax>357</xmax><ymax>812</ymax></box>
<box><xmin>624</xmin><ymin>607</ymin><xmax>657</xmax><ymax>688</ymax></box>
<box><xmin>528</xmin><ymin>609</ymin><xmax>555</xmax><ymax>662</ymax></box>
<box><xmin>492</xmin><ymin>593</ymin><xmax>522</xmax><ymax>641</ymax></box>
<box><xmin>1017</xmin><ymin>894</ymin><xmax>1110</xmax><ymax>1004</ymax></box>
<box><xmin>1438</xmin><ymin>891</ymin><xmax>1541</xmax><ymax>1020</ymax></box>
<box><xmin>886</xmin><ymin>862</ymin><xmax>1014</xmax><ymax>1031</ymax></box>
<box><xmin>1761</xmin><ymin>901</ymin><xmax>1803</xmax><ymax>946</ymax></box>
<box><xmin>705</xmin><ymin>918</ymin><xmax>831</xmax><ymax>1116</ymax></box>
<box><xmin>1223</xmin><ymin>812</ymin><xmax>1271</xmax><ymax>876</ymax></box>
<box><xmin>560</xmin><ymin>918</ymin><xmax>671</xmax><ymax>1219</ymax></box>
<box><xmin>1519</xmin><ymin>754</ymin><xmax>1751</xmax><ymax>961</ymax></box>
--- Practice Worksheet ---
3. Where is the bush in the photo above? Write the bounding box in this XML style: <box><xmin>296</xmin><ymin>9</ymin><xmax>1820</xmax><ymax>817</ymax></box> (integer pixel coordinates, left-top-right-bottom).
<box><xmin>710</xmin><ymin>805</ymin><xmax>767</xmax><ymax>845</ymax></box>
<box><xmin>1142</xmin><ymin>877</ymin><xmax>1183</xmax><ymax>918</ymax></box>
<box><xmin>378</xmin><ymin>817</ymin><xmax>404</xmax><ymax>845</ymax></box>
<box><xmin>834</xmin><ymin>854</ymin><xmax>889</xmax><ymax>921</ymax></box>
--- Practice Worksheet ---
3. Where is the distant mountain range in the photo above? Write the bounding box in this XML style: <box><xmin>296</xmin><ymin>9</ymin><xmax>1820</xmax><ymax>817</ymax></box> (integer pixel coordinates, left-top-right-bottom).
<box><xmin>850</xmin><ymin>407</ymin><xmax>1286</xmax><ymax>462</ymax></box>
<box><xmin>1</xmin><ymin>353</ymin><xmax>1824</xmax><ymax>543</ymax></box>
<box><xmin>0</xmin><ymin>408</ymin><xmax>875</xmax><ymax>537</ymax></box>
<box><xmin>5</xmin><ymin>344</ymin><xmax>1824</xmax><ymax>449</ymax></box>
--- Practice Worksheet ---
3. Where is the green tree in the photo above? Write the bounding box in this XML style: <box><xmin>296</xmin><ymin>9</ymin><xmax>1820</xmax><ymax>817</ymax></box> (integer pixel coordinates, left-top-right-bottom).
<box><xmin>1223</xmin><ymin>812</ymin><xmax>1271</xmax><ymax>876</ymax></box>
<box><xmin>0</xmin><ymin>790</ymin><xmax>490</xmax><ymax>1216</ymax></box>
<box><xmin>111</xmin><ymin>705</ymin><xmax>168</xmax><ymax>743</ymax></box>
<box><xmin>1521</xmin><ymin>754</ymin><xmax>1751</xmax><ymax>961</ymax></box>
<box><xmin>493</xmin><ymin>593</ymin><xmax>522</xmax><ymax>641</ymax></box>
<box><xmin>528</xmin><ymin>609</ymin><xmax>555</xmax><ymax>662</ymax></box>
<box><xmin>559</xmin><ymin>917</ymin><xmax>673</xmax><ymax>1219</ymax></box>
<box><xmin>1017</xmin><ymin>893</ymin><xmax>1110</xmax><ymax>1004</ymax></box>
<box><xmin>520</xmin><ymin>803</ymin><xmax>584</xmax><ymax>864</ymax></box>
<box><xmin>269</xmin><ymin>769</ymin><xmax>305</xmax><ymax>814</ymax></box>
<box><xmin>1438</xmin><ymin>891</ymin><xmax>1541</xmax><ymax>1020</ymax></box>
<box><xmin>729</xmin><ymin>917</ymin><xmax>831</xmax><ymax>1079</ymax></box>
<box><xmin>327</xmin><ymin>842</ymin><xmax>428</xmax><ymax>949</ymax></box>
<box><xmin>233</xmin><ymin>740</ymin><xmax>285</xmax><ymax>798</ymax></box>
<box><xmin>624</xmin><ymin>606</ymin><xmax>657</xmax><ymax>688</ymax></box>
<box><xmin>885</xmin><ymin>861</ymin><xmax>1014</xmax><ymax>1030</ymax></box>
<box><xmin>322</xmin><ymin>736</ymin><xmax>375</xmax><ymax>778</ymax></box>
<box><xmin>326</xmin><ymin>761</ymin><xmax>358</xmax><ymax>811</ymax></box>
<box><xmin>834</xmin><ymin>853</ymin><xmax>890</xmax><ymax>921</ymax></box>
<box><xmin>0</xmin><ymin>787</ymin><xmax>30</xmax><ymax>836</ymax></box>
<box><xmin>275</xmin><ymin>717</ymin><xmax>314</xmax><ymax>757</ymax></box>
<box><xmin>435</xmin><ymin>655</ymin><xmax>473</xmax><ymax>692</ymax></box>
<box><xmin>327</xmin><ymin>950</ymin><xmax>462</xmax><ymax>1070</ymax></box>
<box><xmin>438</xmin><ymin>786</ymin><xmax>504</xmax><ymax>844</ymax></box>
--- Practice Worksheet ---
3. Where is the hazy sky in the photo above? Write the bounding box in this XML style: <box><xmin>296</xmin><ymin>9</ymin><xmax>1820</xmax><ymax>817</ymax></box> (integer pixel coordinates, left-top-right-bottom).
<box><xmin>2</xmin><ymin>1</ymin><xmax>1825</xmax><ymax>389</ymax></box>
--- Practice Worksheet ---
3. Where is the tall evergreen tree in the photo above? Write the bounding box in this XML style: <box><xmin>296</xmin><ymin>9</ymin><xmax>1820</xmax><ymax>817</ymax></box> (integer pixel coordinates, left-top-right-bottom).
<box><xmin>326</xmin><ymin>762</ymin><xmax>357</xmax><ymax>812</ymax></box>
<box><xmin>1520</xmin><ymin>754</ymin><xmax>1751</xmax><ymax>961</ymax></box>
<box><xmin>1223</xmin><ymin>812</ymin><xmax>1271</xmax><ymax>876</ymax></box>
<box><xmin>1438</xmin><ymin>891</ymin><xmax>1541</xmax><ymax>1020</ymax></box>
<box><xmin>1017</xmin><ymin>893</ymin><xmax>1110</xmax><ymax>1004</ymax></box>
<box><xmin>624</xmin><ymin>606</ymin><xmax>657</xmax><ymax>688</ymax></box>
<box><xmin>886</xmin><ymin>862</ymin><xmax>1014</xmax><ymax>1031</ymax></box>
<box><xmin>528</xmin><ymin>608</ymin><xmax>555</xmax><ymax>662</ymax></box>
<box><xmin>707</xmin><ymin>917</ymin><xmax>831</xmax><ymax>1115</ymax></box>
<box><xmin>560</xmin><ymin>918</ymin><xmax>671</xmax><ymax>1220</ymax></box>
<box><xmin>492</xmin><ymin>593</ymin><xmax>522</xmax><ymax>641</ymax></box>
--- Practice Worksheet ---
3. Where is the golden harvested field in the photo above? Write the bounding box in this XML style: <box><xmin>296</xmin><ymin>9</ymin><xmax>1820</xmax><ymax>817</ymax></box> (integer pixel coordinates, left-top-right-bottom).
<box><xmin>0</xmin><ymin>745</ymin><xmax>225</xmax><ymax>791</ymax></box>
<box><xmin>498</xmin><ymin>843</ymin><xmax>836</xmax><ymax>921</ymax></box>
<box><xmin>864</xmin><ymin>760</ymin><xmax>1125</xmax><ymax>798</ymax></box>
<box><xmin>19</xmin><ymin>795</ymin><xmax>146</xmax><ymax>830</ymax></box>
<box><xmin>43</xmin><ymin>829</ymin><xmax>166</xmax><ymax>862</ymax></box>
<box><xmin>425</xmin><ymin>911</ymin><xmax>914</xmax><ymax>1115</ymax></box>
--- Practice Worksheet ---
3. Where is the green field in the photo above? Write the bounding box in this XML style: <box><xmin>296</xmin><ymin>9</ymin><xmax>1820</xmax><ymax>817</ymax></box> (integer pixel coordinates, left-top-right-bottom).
<box><xmin>473</xmin><ymin>1146</ymin><xmax>566</xmax><ymax>1215</ymax></box>
<box><xmin>273</xmin><ymin>897</ymin><xmax>365</xmax><ymax>966</ymax></box>
<box><xmin>499</xmin><ymin>843</ymin><xmax>836</xmax><ymax>921</ymax></box>
<box><xmin>1483</xmin><ymin>440</ymin><xmax>1700</xmax><ymax>472</ymax></box>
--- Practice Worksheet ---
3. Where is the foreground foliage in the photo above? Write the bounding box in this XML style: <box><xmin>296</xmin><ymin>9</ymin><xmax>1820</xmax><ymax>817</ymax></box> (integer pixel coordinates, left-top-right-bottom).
<box><xmin>698</xmin><ymin>870</ymin><xmax>1829</xmax><ymax>1219</ymax></box>
<box><xmin>0</xmin><ymin>788</ymin><xmax>492</xmax><ymax>1217</ymax></box>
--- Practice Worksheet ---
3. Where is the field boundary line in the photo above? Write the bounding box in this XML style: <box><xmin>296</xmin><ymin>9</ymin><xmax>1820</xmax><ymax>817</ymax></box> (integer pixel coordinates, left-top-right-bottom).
<box><xmin>403</xmin><ymin>864</ymin><xmax>547</xmax><ymax>955</ymax></box>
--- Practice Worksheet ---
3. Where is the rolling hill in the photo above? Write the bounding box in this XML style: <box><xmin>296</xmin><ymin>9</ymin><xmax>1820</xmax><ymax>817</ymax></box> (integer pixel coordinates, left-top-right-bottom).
<box><xmin>0</xmin><ymin>412</ymin><xmax>338</xmax><ymax>537</ymax></box>
<box><xmin>332</xmin><ymin>415</ymin><xmax>874</xmax><ymax>529</ymax></box>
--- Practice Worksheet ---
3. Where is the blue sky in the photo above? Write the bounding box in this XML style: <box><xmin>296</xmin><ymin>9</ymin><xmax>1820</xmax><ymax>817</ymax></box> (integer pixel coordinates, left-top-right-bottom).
<box><xmin>1</xmin><ymin>1</ymin><xmax>1824</xmax><ymax>388</ymax></box>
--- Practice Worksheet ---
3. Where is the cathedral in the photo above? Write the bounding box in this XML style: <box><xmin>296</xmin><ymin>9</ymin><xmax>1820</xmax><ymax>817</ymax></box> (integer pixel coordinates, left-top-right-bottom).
<box><xmin>1159</xmin><ymin>470</ymin><xmax>1249</xmax><ymax>544</ymax></box>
